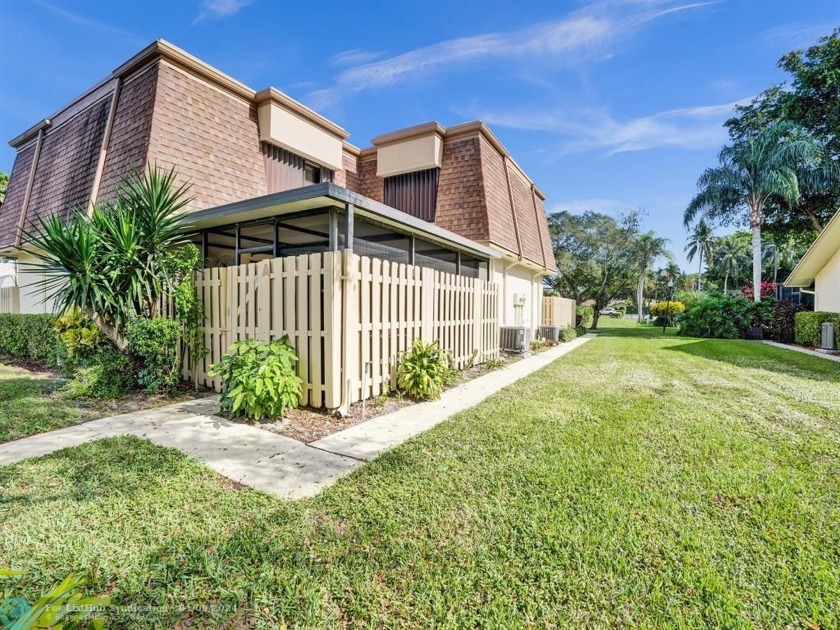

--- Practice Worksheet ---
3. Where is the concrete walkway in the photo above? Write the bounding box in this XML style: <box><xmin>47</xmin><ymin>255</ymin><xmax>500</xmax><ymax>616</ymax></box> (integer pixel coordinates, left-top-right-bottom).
<box><xmin>761</xmin><ymin>340</ymin><xmax>840</xmax><ymax>363</ymax></box>
<box><xmin>0</xmin><ymin>334</ymin><xmax>595</xmax><ymax>498</ymax></box>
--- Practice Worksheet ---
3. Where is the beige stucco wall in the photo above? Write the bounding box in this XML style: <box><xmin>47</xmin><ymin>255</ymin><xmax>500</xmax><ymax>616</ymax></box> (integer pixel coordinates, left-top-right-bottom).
<box><xmin>490</xmin><ymin>259</ymin><xmax>544</xmax><ymax>330</ymax></box>
<box><xmin>376</xmin><ymin>133</ymin><xmax>443</xmax><ymax>177</ymax></box>
<box><xmin>258</xmin><ymin>101</ymin><xmax>343</xmax><ymax>170</ymax></box>
<box><xmin>815</xmin><ymin>248</ymin><xmax>840</xmax><ymax>313</ymax></box>
<box><xmin>15</xmin><ymin>253</ymin><xmax>55</xmax><ymax>314</ymax></box>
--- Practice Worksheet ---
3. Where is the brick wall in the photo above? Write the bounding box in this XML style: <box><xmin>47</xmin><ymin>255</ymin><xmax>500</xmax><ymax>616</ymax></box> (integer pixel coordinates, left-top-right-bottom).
<box><xmin>336</xmin><ymin>150</ymin><xmax>360</xmax><ymax>192</ymax></box>
<box><xmin>357</xmin><ymin>156</ymin><xmax>383</xmax><ymax>202</ymax></box>
<box><xmin>434</xmin><ymin>136</ymin><xmax>489</xmax><ymax>242</ymax></box>
<box><xmin>97</xmin><ymin>66</ymin><xmax>158</xmax><ymax>201</ymax></box>
<box><xmin>0</xmin><ymin>143</ymin><xmax>37</xmax><ymax>248</ymax></box>
<box><xmin>477</xmin><ymin>135</ymin><xmax>519</xmax><ymax>254</ymax></box>
<box><xmin>508</xmin><ymin>169</ymin><xmax>544</xmax><ymax>266</ymax></box>
<box><xmin>146</xmin><ymin>61</ymin><xmax>266</xmax><ymax>211</ymax></box>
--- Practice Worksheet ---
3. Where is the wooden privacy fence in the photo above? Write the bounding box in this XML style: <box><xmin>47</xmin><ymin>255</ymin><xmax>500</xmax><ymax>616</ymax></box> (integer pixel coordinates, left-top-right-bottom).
<box><xmin>542</xmin><ymin>296</ymin><xmax>576</xmax><ymax>328</ymax></box>
<box><xmin>0</xmin><ymin>287</ymin><xmax>19</xmax><ymax>314</ymax></box>
<box><xmin>182</xmin><ymin>250</ymin><xmax>500</xmax><ymax>410</ymax></box>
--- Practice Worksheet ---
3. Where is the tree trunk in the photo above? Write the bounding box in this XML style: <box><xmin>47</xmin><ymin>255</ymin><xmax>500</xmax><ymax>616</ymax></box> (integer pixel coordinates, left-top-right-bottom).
<box><xmin>85</xmin><ymin>308</ymin><xmax>128</xmax><ymax>351</ymax></box>
<box><xmin>751</xmin><ymin>224</ymin><xmax>762</xmax><ymax>302</ymax></box>
<box><xmin>637</xmin><ymin>274</ymin><xmax>644</xmax><ymax>324</ymax></box>
<box><xmin>724</xmin><ymin>272</ymin><xmax>729</xmax><ymax>294</ymax></box>
<box><xmin>697</xmin><ymin>251</ymin><xmax>703</xmax><ymax>292</ymax></box>
<box><xmin>592</xmin><ymin>311</ymin><xmax>601</xmax><ymax>330</ymax></box>
<box><xmin>802</xmin><ymin>206</ymin><xmax>824</xmax><ymax>232</ymax></box>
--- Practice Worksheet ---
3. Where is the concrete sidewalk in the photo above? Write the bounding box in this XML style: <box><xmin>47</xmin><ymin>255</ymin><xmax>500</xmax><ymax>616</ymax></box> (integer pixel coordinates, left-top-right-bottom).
<box><xmin>0</xmin><ymin>334</ymin><xmax>595</xmax><ymax>498</ymax></box>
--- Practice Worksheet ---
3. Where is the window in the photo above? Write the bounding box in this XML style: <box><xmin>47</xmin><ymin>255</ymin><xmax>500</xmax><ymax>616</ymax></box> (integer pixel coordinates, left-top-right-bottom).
<box><xmin>263</xmin><ymin>143</ymin><xmax>332</xmax><ymax>192</ymax></box>
<box><xmin>304</xmin><ymin>162</ymin><xmax>321</xmax><ymax>185</ymax></box>
<box><xmin>383</xmin><ymin>168</ymin><xmax>440</xmax><ymax>221</ymax></box>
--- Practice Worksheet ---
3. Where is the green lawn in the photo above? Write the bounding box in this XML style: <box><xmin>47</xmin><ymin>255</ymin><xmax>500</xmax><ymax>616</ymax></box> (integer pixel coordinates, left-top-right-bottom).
<box><xmin>0</xmin><ymin>364</ymin><xmax>86</xmax><ymax>442</ymax></box>
<box><xmin>1</xmin><ymin>320</ymin><xmax>838</xmax><ymax>628</ymax></box>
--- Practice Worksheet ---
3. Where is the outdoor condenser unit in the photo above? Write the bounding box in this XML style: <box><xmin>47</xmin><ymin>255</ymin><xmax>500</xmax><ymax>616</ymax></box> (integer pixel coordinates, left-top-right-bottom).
<box><xmin>500</xmin><ymin>326</ymin><xmax>532</xmax><ymax>353</ymax></box>
<box><xmin>820</xmin><ymin>322</ymin><xmax>837</xmax><ymax>351</ymax></box>
<box><xmin>537</xmin><ymin>325</ymin><xmax>560</xmax><ymax>342</ymax></box>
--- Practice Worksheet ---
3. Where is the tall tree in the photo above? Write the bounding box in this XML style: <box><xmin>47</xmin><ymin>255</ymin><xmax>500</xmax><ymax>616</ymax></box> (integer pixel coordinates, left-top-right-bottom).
<box><xmin>0</xmin><ymin>171</ymin><xmax>9</xmax><ymax>204</ymax></box>
<box><xmin>547</xmin><ymin>210</ymin><xmax>644</xmax><ymax>330</ymax></box>
<box><xmin>684</xmin><ymin>220</ymin><xmax>716</xmax><ymax>291</ymax></box>
<box><xmin>634</xmin><ymin>232</ymin><xmax>670</xmax><ymax>323</ymax></box>
<box><xmin>725</xmin><ymin>28</ymin><xmax>840</xmax><ymax>235</ymax></box>
<box><xmin>684</xmin><ymin>121</ymin><xmax>835</xmax><ymax>302</ymax></box>
<box><xmin>714</xmin><ymin>236</ymin><xmax>749</xmax><ymax>293</ymax></box>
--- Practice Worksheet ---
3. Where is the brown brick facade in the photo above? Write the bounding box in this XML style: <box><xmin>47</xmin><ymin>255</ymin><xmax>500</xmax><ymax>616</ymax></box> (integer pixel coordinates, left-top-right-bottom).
<box><xmin>97</xmin><ymin>66</ymin><xmax>158</xmax><ymax>201</ymax></box>
<box><xmin>336</xmin><ymin>150</ymin><xmax>360</xmax><ymax>192</ymax></box>
<box><xmin>435</xmin><ymin>136</ymin><xmax>489</xmax><ymax>242</ymax></box>
<box><xmin>0</xmin><ymin>143</ymin><xmax>36</xmax><ymax>247</ymax></box>
<box><xmin>357</xmin><ymin>156</ymin><xmax>383</xmax><ymax>203</ymax></box>
<box><xmin>146</xmin><ymin>61</ymin><xmax>266</xmax><ymax>212</ymax></box>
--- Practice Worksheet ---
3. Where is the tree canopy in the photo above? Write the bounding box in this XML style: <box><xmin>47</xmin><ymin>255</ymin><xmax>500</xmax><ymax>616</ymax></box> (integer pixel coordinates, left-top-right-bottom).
<box><xmin>725</xmin><ymin>28</ymin><xmax>840</xmax><ymax>236</ymax></box>
<box><xmin>0</xmin><ymin>171</ymin><xmax>9</xmax><ymax>204</ymax></box>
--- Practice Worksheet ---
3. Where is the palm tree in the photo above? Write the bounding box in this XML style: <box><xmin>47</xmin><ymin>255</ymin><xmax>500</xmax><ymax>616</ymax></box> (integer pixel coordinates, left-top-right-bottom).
<box><xmin>20</xmin><ymin>166</ymin><xmax>193</xmax><ymax>348</ymax></box>
<box><xmin>685</xmin><ymin>220</ymin><xmax>716</xmax><ymax>291</ymax></box>
<box><xmin>684</xmin><ymin>121</ymin><xmax>837</xmax><ymax>302</ymax></box>
<box><xmin>634</xmin><ymin>232</ymin><xmax>670</xmax><ymax>323</ymax></box>
<box><xmin>715</xmin><ymin>238</ymin><xmax>747</xmax><ymax>293</ymax></box>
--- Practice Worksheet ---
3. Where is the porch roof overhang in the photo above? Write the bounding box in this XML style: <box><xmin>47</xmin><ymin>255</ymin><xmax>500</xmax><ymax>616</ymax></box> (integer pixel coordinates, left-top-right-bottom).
<box><xmin>784</xmin><ymin>208</ymin><xmax>840</xmax><ymax>287</ymax></box>
<box><xmin>180</xmin><ymin>182</ymin><xmax>501</xmax><ymax>260</ymax></box>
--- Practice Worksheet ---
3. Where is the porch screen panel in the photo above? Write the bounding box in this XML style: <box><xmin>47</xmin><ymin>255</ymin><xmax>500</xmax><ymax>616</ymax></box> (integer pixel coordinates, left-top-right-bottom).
<box><xmin>383</xmin><ymin>168</ymin><xmax>440</xmax><ymax>221</ymax></box>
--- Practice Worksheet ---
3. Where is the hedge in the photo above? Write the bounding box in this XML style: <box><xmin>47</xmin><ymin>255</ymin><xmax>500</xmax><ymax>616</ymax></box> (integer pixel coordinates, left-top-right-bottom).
<box><xmin>576</xmin><ymin>306</ymin><xmax>594</xmax><ymax>328</ymax></box>
<box><xmin>794</xmin><ymin>311</ymin><xmax>840</xmax><ymax>347</ymax></box>
<box><xmin>0</xmin><ymin>313</ymin><xmax>60</xmax><ymax>365</ymax></box>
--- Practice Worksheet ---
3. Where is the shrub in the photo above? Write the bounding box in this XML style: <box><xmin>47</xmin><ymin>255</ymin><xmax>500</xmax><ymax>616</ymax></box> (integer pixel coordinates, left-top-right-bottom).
<box><xmin>674</xmin><ymin>291</ymin><xmax>704</xmax><ymax>309</ymax></box>
<box><xmin>558</xmin><ymin>327</ymin><xmax>578</xmax><ymax>343</ymax></box>
<box><xmin>58</xmin><ymin>342</ymin><xmax>135</xmax><ymax>399</ymax></box>
<box><xmin>0</xmin><ymin>313</ymin><xmax>59</xmax><ymax>365</ymax></box>
<box><xmin>126</xmin><ymin>317</ymin><xmax>182</xmax><ymax>393</ymax></box>
<box><xmin>768</xmin><ymin>299</ymin><xmax>805</xmax><ymax>343</ymax></box>
<box><xmin>576</xmin><ymin>306</ymin><xmax>594</xmax><ymax>327</ymax></box>
<box><xmin>208</xmin><ymin>337</ymin><xmax>303</xmax><ymax>420</ymax></box>
<box><xmin>397</xmin><ymin>339</ymin><xmax>454</xmax><ymax>400</ymax></box>
<box><xmin>677</xmin><ymin>294</ymin><xmax>775</xmax><ymax>339</ymax></box>
<box><xmin>54</xmin><ymin>307</ymin><xmax>102</xmax><ymax>359</ymax></box>
<box><xmin>575</xmin><ymin>325</ymin><xmax>587</xmax><ymax>337</ymax></box>
<box><xmin>794</xmin><ymin>311</ymin><xmax>840</xmax><ymax>347</ymax></box>
<box><xmin>741</xmin><ymin>281</ymin><xmax>778</xmax><ymax>301</ymax></box>
<box><xmin>649</xmin><ymin>301</ymin><xmax>686</xmax><ymax>319</ymax></box>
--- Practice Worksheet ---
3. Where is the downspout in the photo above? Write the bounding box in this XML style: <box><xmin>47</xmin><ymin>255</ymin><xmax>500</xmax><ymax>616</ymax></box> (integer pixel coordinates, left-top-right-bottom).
<box><xmin>15</xmin><ymin>123</ymin><xmax>49</xmax><ymax>247</ymax></box>
<box><xmin>87</xmin><ymin>77</ymin><xmax>123</xmax><ymax>214</ymax></box>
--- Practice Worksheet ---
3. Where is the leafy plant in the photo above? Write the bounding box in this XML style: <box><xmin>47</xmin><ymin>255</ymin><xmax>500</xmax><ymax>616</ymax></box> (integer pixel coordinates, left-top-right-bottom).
<box><xmin>558</xmin><ymin>328</ymin><xmax>578</xmax><ymax>343</ymax></box>
<box><xmin>397</xmin><ymin>339</ymin><xmax>454</xmax><ymax>401</ymax></box>
<box><xmin>576</xmin><ymin>306</ymin><xmax>594</xmax><ymax>327</ymax></box>
<box><xmin>483</xmin><ymin>358</ymin><xmax>506</xmax><ymax>371</ymax></box>
<box><xmin>58</xmin><ymin>344</ymin><xmax>135</xmax><ymax>400</ymax></box>
<box><xmin>53</xmin><ymin>308</ymin><xmax>102</xmax><ymax>358</ymax></box>
<box><xmin>0</xmin><ymin>569</ymin><xmax>109</xmax><ymax>629</ymax></box>
<box><xmin>677</xmin><ymin>294</ymin><xmax>775</xmax><ymax>339</ymax></box>
<box><xmin>574</xmin><ymin>325</ymin><xmax>587</xmax><ymax>337</ymax></box>
<box><xmin>768</xmin><ymin>299</ymin><xmax>805</xmax><ymax>343</ymax></box>
<box><xmin>126</xmin><ymin>317</ymin><xmax>182</xmax><ymax>393</ymax></box>
<box><xmin>208</xmin><ymin>337</ymin><xmax>303</xmax><ymax>420</ymax></box>
<box><xmin>530</xmin><ymin>339</ymin><xmax>550</xmax><ymax>352</ymax></box>
<box><xmin>20</xmin><ymin>166</ymin><xmax>193</xmax><ymax>349</ymax></box>
<box><xmin>167</xmin><ymin>244</ymin><xmax>207</xmax><ymax>387</ymax></box>
<box><xmin>0</xmin><ymin>314</ymin><xmax>59</xmax><ymax>365</ymax></box>
<box><xmin>740</xmin><ymin>281</ymin><xmax>778</xmax><ymax>300</ymax></box>
<box><xmin>794</xmin><ymin>311</ymin><xmax>840</xmax><ymax>347</ymax></box>
<box><xmin>649</xmin><ymin>301</ymin><xmax>686</xmax><ymax>319</ymax></box>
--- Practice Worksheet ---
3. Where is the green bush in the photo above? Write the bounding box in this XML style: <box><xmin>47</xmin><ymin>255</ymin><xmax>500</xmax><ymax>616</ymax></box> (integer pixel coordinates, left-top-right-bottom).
<box><xmin>576</xmin><ymin>306</ymin><xmax>594</xmax><ymax>327</ymax></box>
<box><xmin>795</xmin><ymin>311</ymin><xmax>840</xmax><ymax>346</ymax></box>
<box><xmin>127</xmin><ymin>317</ymin><xmax>182</xmax><ymax>393</ymax></box>
<box><xmin>397</xmin><ymin>339</ymin><xmax>454</xmax><ymax>401</ymax></box>
<box><xmin>53</xmin><ymin>308</ymin><xmax>102</xmax><ymax>359</ymax></box>
<box><xmin>558</xmin><ymin>327</ymin><xmax>578</xmax><ymax>343</ymax></box>
<box><xmin>59</xmin><ymin>343</ymin><xmax>136</xmax><ymax>400</ymax></box>
<box><xmin>208</xmin><ymin>337</ymin><xmax>303</xmax><ymax>420</ymax></box>
<box><xmin>649</xmin><ymin>301</ymin><xmax>686</xmax><ymax>318</ymax></box>
<box><xmin>575</xmin><ymin>325</ymin><xmax>587</xmax><ymax>337</ymax></box>
<box><xmin>677</xmin><ymin>294</ymin><xmax>775</xmax><ymax>339</ymax></box>
<box><xmin>0</xmin><ymin>313</ymin><xmax>59</xmax><ymax>365</ymax></box>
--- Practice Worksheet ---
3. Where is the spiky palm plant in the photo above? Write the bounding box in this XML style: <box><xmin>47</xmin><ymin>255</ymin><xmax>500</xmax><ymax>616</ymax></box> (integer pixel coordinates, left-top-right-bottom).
<box><xmin>20</xmin><ymin>166</ymin><xmax>193</xmax><ymax>348</ymax></box>
<box><xmin>715</xmin><ymin>238</ymin><xmax>748</xmax><ymax>293</ymax></box>
<box><xmin>684</xmin><ymin>220</ymin><xmax>716</xmax><ymax>291</ymax></box>
<box><xmin>684</xmin><ymin>121</ymin><xmax>838</xmax><ymax>301</ymax></box>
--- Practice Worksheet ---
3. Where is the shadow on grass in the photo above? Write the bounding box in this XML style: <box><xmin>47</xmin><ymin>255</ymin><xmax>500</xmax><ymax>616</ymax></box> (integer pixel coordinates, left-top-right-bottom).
<box><xmin>664</xmin><ymin>339</ymin><xmax>840</xmax><ymax>382</ymax></box>
<box><xmin>588</xmin><ymin>322</ymin><xmax>678</xmax><ymax>339</ymax></box>
<box><xmin>0</xmin><ymin>377</ymin><xmax>56</xmax><ymax>403</ymax></box>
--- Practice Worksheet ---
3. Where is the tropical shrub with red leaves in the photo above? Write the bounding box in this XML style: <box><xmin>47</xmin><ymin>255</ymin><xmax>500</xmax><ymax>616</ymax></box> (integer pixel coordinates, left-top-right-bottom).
<box><xmin>741</xmin><ymin>281</ymin><xmax>778</xmax><ymax>300</ymax></box>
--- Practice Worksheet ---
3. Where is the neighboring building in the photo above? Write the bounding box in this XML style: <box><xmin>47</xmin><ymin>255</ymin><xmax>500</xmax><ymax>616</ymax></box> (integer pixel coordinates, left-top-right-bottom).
<box><xmin>0</xmin><ymin>40</ymin><xmax>555</xmax><ymax>330</ymax></box>
<box><xmin>785</xmin><ymin>209</ymin><xmax>840</xmax><ymax>313</ymax></box>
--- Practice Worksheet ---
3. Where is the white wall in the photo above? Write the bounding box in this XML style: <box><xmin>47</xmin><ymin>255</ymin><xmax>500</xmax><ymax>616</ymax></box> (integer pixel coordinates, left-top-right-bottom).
<box><xmin>14</xmin><ymin>253</ymin><xmax>55</xmax><ymax>314</ymax></box>
<box><xmin>490</xmin><ymin>259</ymin><xmax>544</xmax><ymax>330</ymax></box>
<box><xmin>815</xmin><ymin>248</ymin><xmax>840</xmax><ymax>313</ymax></box>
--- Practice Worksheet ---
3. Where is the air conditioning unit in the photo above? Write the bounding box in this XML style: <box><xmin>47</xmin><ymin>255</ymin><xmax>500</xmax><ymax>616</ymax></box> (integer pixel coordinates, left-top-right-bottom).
<box><xmin>537</xmin><ymin>325</ymin><xmax>559</xmax><ymax>342</ymax></box>
<box><xmin>820</xmin><ymin>322</ymin><xmax>837</xmax><ymax>352</ymax></box>
<box><xmin>500</xmin><ymin>326</ymin><xmax>532</xmax><ymax>353</ymax></box>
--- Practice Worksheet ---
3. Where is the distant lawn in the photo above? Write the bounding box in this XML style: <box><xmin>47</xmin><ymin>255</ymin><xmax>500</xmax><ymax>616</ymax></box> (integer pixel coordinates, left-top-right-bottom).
<box><xmin>0</xmin><ymin>363</ymin><xmax>85</xmax><ymax>442</ymax></box>
<box><xmin>1</xmin><ymin>321</ymin><xmax>838</xmax><ymax>628</ymax></box>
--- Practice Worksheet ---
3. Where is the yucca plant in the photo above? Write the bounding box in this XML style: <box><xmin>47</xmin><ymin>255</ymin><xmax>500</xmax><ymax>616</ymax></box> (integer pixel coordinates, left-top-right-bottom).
<box><xmin>397</xmin><ymin>339</ymin><xmax>454</xmax><ymax>401</ymax></box>
<box><xmin>20</xmin><ymin>166</ymin><xmax>193</xmax><ymax>348</ymax></box>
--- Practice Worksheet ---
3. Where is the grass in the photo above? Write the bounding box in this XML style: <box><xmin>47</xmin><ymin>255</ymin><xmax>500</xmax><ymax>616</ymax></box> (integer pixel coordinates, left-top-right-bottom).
<box><xmin>0</xmin><ymin>364</ymin><xmax>85</xmax><ymax>442</ymax></box>
<box><xmin>1</xmin><ymin>319</ymin><xmax>838</xmax><ymax>628</ymax></box>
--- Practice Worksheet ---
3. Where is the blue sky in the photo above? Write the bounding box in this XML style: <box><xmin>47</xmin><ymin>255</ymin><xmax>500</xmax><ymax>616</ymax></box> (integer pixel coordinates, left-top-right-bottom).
<box><xmin>1</xmin><ymin>0</ymin><xmax>837</xmax><ymax>270</ymax></box>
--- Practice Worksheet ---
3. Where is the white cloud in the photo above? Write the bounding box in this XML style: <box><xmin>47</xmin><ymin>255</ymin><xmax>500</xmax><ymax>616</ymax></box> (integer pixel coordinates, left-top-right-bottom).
<box><xmin>194</xmin><ymin>0</ymin><xmax>252</xmax><ymax>23</ymax></box>
<box><xmin>760</xmin><ymin>23</ymin><xmax>836</xmax><ymax>50</ymax></box>
<box><xmin>307</xmin><ymin>1</ymin><xmax>713</xmax><ymax>109</ymax></box>
<box><xmin>473</xmin><ymin>97</ymin><xmax>752</xmax><ymax>156</ymax></box>
<box><xmin>32</xmin><ymin>0</ymin><xmax>143</xmax><ymax>44</ymax></box>
<box><xmin>328</xmin><ymin>49</ymin><xmax>383</xmax><ymax>67</ymax></box>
